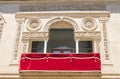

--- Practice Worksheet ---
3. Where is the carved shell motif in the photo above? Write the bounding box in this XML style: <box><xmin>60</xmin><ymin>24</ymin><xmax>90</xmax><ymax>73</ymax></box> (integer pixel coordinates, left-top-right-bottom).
<box><xmin>81</xmin><ymin>17</ymin><xmax>97</xmax><ymax>31</ymax></box>
<box><xmin>26</xmin><ymin>18</ymin><xmax>41</xmax><ymax>31</ymax></box>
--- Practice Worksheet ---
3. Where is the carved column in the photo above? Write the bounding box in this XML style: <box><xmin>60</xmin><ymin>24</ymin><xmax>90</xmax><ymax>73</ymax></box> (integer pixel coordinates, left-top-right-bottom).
<box><xmin>44</xmin><ymin>40</ymin><xmax>48</xmax><ymax>53</ymax></box>
<box><xmin>94</xmin><ymin>40</ymin><xmax>100</xmax><ymax>53</ymax></box>
<box><xmin>99</xmin><ymin>17</ymin><xmax>109</xmax><ymax>60</ymax></box>
<box><xmin>12</xmin><ymin>18</ymin><xmax>24</xmax><ymax>64</ymax></box>
<box><xmin>75</xmin><ymin>40</ymin><xmax>79</xmax><ymax>54</ymax></box>
<box><xmin>96</xmin><ymin>40</ymin><xmax>100</xmax><ymax>53</ymax></box>
<box><xmin>22</xmin><ymin>40</ymin><xmax>29</xmax><ymax>53</ymax></box>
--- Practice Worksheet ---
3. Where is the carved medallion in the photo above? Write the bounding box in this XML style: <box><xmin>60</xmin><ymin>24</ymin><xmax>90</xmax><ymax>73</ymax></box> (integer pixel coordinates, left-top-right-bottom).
<box><xmin>26</xmin><ymin>18</ymin><xmax>41</xmax><ymax>31</ymax></box>
<box><xmin>81</xmin><ymin>17</ymin><xmax>97</xmax><ymax>31</ymax></box>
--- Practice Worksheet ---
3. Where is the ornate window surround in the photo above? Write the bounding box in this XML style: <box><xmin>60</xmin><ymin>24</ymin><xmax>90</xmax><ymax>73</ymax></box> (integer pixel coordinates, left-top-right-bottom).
<box><xmin>13</xmin><ymin>11</ymin><xmax>111</xmax><ymax>65</ymax></box>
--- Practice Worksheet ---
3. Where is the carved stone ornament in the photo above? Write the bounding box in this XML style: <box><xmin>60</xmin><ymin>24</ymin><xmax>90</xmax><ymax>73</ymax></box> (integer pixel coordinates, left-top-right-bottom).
<box><xmin>74</xmin><ymin>31</ymin><xmax>101</xmax><ymax>40</ymax></box>
<box><xmin>75</xmin><ymin>32</ymin><xmax>100</xmax><ymax>37</ymax></box>
<box><xmin>26</xmin><ymin>18</ymin><xmax>41</xmax><ymax>31</ymax></box>
<box><xmin>81</xmin><ymin>17</ymin><xmax>97</xmax><ymax>31</ymax></box>
<box><xmin>22</xmin><ymin>32</ymin><xmax>48</xmax><ymax>39</ymax></box>
<box><xmin>0</xmin><ymin>14</ymin><xmax>5</xmax><ymax>40</ymax></box>
<box><xmin>44</xmin><ymin>16</ymin><xmax>79</xmax><ymax>31</ymax></box>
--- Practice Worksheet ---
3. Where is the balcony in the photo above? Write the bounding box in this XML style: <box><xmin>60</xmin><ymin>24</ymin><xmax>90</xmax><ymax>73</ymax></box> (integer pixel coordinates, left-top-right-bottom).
<box><xmin>20</xmin><ymin>53</ymin><xmax>101</xmax><ymax>79</ymax></box>
<box><xmin>20</xmin><ymin>53</ymin><xmax>100</xmax><ymax>71</ymax></box>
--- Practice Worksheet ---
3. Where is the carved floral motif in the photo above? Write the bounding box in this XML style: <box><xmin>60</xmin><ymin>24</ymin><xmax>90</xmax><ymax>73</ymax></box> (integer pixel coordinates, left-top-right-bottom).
<box><xmin>81</xmin><ymin>17</ymin><xmax>97</xmax><ymax>31</ymax></box>
<box><xmin>26</xmin><ymin>18</ymin><xmax>41</xmax><ymax>31</ymax></box>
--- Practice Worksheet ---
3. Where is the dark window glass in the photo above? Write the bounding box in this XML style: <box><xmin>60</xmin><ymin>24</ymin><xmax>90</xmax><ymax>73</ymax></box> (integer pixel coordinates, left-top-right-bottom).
<box><xmin>31</xmin><ymin>41</ymin><xmax>44</xmax><ymax>53</ymax></box>
<box><xmin>47</xmin><ymin>29</ymin><xmax>75</xmax><ymax>53</ymax></box>
<box><xmin>79</xmin><ymin>41</ymin><xmax>93</xmax><ymax>53</ymax></box>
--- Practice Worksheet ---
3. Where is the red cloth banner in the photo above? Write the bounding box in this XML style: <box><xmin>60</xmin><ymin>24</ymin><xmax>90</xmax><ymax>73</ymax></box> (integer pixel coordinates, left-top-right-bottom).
<box><xmin>20</xmin><ymin>53</ymin><xmax>101</xmax><ymax>71</ymax></box>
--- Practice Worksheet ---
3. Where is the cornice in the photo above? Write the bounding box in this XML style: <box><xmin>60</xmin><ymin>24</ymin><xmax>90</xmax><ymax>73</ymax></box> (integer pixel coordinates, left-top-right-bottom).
<box><xmin>0</xmin><ymin>0</ymin><xmax>120</xmax><ymax>2</ymax></box>
<box><xmin>0</xmin><ymin>0</ymin><xmax>120</xmax><ymax>5</ymax></box>
<box><xmin>0</xmin><ymin>13</ymin><xmax>6</xmax><ymax>24</ymax></box>
<box><xmin>15</xmin><ymin>11</ymin><xmax>110</xmax><ymax>18</ymax></box>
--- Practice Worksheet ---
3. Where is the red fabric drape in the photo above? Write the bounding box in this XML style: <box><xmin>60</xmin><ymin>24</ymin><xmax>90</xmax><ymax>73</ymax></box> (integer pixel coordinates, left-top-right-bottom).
<box><xmin>20</xmin><ymin>53</ymin><xmax>101</xmax><ymax>71</ymax></box>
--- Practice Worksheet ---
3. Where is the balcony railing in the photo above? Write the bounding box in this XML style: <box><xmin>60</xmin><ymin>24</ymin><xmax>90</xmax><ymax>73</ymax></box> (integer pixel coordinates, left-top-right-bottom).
<box><xmin>20</xmin><ymin>53</ymin><xmax>101</xmax><ymax>71</ymax></box>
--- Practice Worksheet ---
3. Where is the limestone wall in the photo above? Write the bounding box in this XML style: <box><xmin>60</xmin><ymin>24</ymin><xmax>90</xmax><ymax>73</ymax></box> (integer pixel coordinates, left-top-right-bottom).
<box><xmin>108</xmin><ymin>13</ymin><xmax>120</xmax><ymax>73</ymax></box>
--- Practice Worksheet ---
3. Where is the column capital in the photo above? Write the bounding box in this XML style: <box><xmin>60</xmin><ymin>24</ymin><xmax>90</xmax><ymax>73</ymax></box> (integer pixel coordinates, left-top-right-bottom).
<box><xmin>99</xmin><ymin>16</ymin><xmax>109</xmax><ymax>23</ymax></box>
<box><xmin>16</xmin><ymin>18</ymin><xmax>25</xmax><ymax>22</ymax></box>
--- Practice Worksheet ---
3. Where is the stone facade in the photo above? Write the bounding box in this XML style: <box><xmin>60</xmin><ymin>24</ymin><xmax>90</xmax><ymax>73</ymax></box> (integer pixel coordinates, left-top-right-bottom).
<box><xmin>0</xmin><ymin>0</ymin><xmax>120</xmax><ymax>79</ymax></box>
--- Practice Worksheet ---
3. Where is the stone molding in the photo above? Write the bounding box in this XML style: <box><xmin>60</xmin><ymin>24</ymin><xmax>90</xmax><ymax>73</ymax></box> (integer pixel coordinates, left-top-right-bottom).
<box><xmin>15</xmin><ymin>11</ymin><xmax>110</xmax><ymax>18</ymax></box>
<box><xmin>43</xmin><ymin>16</ymin><xmax>79</xmax><ymax>31</ymax></box>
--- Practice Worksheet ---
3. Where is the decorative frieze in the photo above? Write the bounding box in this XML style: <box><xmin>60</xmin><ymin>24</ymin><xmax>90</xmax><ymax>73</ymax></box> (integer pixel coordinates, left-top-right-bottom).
<box><xmin>74</xmin><ymin>32</ymin><xmax>101</xmax><ymax>38</ymax></box>
<box><xmin>22</xmin><ymin>32</ymin><xmax>48</xmax><ymax>40</ymax></box>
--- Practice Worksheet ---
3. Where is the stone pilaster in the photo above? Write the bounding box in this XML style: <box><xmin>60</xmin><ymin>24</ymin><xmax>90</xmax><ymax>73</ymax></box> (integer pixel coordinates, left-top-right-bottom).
<box><xmin>11</xmin><ymin>18</ymin><xmax>25</xmax><ymax>64</ymax></box>
<box><xmin>0</xmin><ymin>14</ymin><xmax>5</xmax><ymax>41</ymax></box>
<box><xmin>99</xmin><ymin>16</ymin><xmax>110</xmax><ymax>60</ymax></box>
<box><xmin>22</xmin><ymin>40</ymin><xmax>29</xmax><ymax>53</ymax></box>
<box><xmin>99</xmin><ymin>16</ymin><xmax>114</xmax><ymax>74</ymax></box>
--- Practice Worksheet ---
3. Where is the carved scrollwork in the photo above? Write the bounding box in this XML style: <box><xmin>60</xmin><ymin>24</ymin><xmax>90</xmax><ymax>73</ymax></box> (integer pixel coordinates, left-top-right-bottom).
<box><xmin>74</xmin><ymin>32</ymin><xmax>101</xmax><ymax>38</ymax></box>
<box><xmin>26</xmin><ymin>18</ymin><xmax>42</xmax><ymax>31</ymax></box>
<box><xmin>22</xmin><ymin>32</ymin><xmax>48</xmax><ymax>39</ymax></box>
<box><xmin>81</xmin><ymin>17</ymin><xmax>97</xmax><ymax>31</ymax></box>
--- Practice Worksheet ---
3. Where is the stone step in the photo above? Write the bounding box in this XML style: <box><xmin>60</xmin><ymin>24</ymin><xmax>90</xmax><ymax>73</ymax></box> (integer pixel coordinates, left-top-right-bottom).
<box><xmin>20</xmin><ymin>77</ymin><xmax>101</xmax><ymax>79</ymax></box>
<box><xmin>20</xmin><ymin>71</ymin><xmax>101</xmax><ymax>79</ymax></box>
